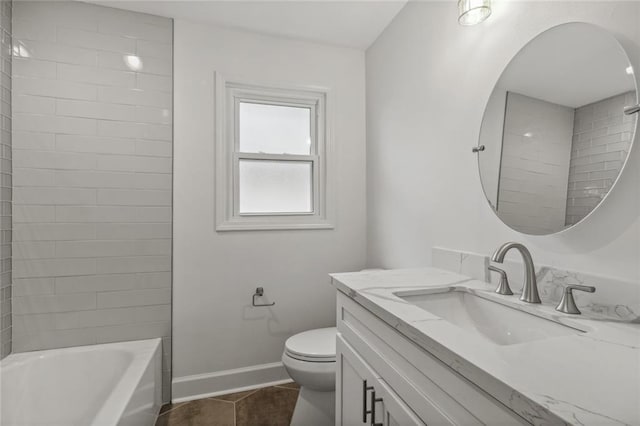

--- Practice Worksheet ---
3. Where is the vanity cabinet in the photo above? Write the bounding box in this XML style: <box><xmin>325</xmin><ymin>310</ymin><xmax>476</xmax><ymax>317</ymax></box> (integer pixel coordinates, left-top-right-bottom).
<box><xmin>337</xmin><ymin>335</ymin><xmax>425</xmax><ymax>426</ymax></box>
<box><xmin>336</xmin><ymin>293</ymin><xmax>530</xmax><ymax>426</ymax></box>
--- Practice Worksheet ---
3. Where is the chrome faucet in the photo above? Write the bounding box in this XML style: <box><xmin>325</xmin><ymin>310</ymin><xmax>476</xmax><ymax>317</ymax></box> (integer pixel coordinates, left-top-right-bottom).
<box><xmin>491</xmin><ymin>242</ymin><xmax>541</xmax><ymax>304</ymax></box>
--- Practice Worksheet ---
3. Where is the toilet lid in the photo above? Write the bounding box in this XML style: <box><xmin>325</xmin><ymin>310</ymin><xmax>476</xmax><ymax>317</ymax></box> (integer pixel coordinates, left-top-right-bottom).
<box><xmin>285</xmin><ymin>327</ymin><xmax>336</xmax><ymax>362</ymax></box>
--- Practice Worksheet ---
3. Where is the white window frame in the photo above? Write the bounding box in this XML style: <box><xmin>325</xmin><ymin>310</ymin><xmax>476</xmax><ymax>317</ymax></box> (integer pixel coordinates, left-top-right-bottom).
<box><xmin>215</xmin><ymin>73</ymin><xmax>334</xmax><ymax>231</ymax></box>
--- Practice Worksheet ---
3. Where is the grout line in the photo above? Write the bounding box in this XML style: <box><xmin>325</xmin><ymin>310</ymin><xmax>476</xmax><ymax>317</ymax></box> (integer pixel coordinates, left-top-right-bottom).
<box><xmin>234</xmin><ymin>387</ymin><xmax>260</xmax><ymax>403</ymax></box>
<box><xmin>209</xmin><ymin>387</ymin><xmax>260</xmax><ymax>404</ymax></box>
<box><xmin>157</xmin><ymin>401</ymin><xmax>185</xmax><ymax>417</ymax></box>
<box><xmin>233</xmin><ymin>397</ymin><xmax>237</xmax><ymax>426</ymax></box>
<box><xmin>273</xmin><ymin>381</ymin><xmax>299</xmax><ymax>390</ymax></box>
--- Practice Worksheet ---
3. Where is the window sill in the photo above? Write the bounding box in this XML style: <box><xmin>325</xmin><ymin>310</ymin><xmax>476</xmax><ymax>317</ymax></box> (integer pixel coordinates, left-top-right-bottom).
<box><xmin>216</xmin><ymin>219</ymin><xmax>334</xmax><ymax>232</ymax></box>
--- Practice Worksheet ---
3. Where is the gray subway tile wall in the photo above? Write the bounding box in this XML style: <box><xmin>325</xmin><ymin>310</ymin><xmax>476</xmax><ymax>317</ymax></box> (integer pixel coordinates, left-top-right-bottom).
<box><xmin>566</xmin><ymin>91</ymin><xmax>637</xmax><ymax>225</ymax></box>
<box><xmin>0</xmin><ymin>0</ymin><xmax>11</xmax><ymax>360</ymax></box>
<box><xmin>11</xmin><ymin>1</ymin><xmax>172</xmax><ymax>400</ymax></box>
<box><xmin>498</xmin><ymin>92</ymin><xmax>574</xmax><ymax>234</ymax></box>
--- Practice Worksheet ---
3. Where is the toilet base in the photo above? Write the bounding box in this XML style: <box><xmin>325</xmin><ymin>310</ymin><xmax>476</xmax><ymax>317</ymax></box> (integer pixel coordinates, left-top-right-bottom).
<box><xmin>290</xmin><ymin>388</ymin><xmax>335</xmax><ymax>426</ymax></box>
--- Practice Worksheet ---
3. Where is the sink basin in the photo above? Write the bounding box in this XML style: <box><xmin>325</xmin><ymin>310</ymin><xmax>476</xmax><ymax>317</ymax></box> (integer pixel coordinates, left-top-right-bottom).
<box><xmin>396</xmin><ymin>289</ymin><xmax>584</xmax><ymax>345</ymax></box>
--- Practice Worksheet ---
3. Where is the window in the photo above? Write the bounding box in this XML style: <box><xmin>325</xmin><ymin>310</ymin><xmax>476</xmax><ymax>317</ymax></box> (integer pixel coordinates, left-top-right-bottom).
<box><xmin>215</xmin><ymin>74</ymin><xmax>334</xmax><ymax>231</ymax></box>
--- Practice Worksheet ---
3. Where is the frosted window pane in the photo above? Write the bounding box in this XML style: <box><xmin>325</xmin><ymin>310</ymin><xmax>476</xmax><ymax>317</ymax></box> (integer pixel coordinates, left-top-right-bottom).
<box><xmin>239</xmin><ymin>160</ymin><xmax>312</xmax><ymax>214</ymax></box>
<box><xmin>239</xmin><ymin>102</ymin><xmax>311</xmax><ymax>155</ymax></box>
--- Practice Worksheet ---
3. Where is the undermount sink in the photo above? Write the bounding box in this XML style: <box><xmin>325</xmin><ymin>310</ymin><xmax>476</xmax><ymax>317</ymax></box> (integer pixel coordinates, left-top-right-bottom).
<box><xmin>396</xmin><ymin>289</ymin><xmax>584</xmax><ymax>346</ymax></box>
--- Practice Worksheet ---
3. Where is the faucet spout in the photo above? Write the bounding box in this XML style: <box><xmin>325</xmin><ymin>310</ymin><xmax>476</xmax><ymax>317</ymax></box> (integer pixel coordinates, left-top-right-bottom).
<box><xmin>491</xmin><ymin>242</ymin><xmax>541</xmax><ymax>304</ymax></box>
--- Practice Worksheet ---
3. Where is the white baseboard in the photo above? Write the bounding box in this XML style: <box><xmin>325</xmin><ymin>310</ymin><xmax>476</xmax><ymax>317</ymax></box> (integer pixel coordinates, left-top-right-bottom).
<box><xmin>171</xmin><ymin>361</ymin><xmax>292</xmax><ymax>403</ymax></box>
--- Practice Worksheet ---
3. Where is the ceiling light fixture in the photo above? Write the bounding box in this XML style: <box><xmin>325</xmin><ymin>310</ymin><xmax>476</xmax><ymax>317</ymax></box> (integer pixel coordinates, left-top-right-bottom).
<box><xmin>458</xmin><ymin>0</ymin><xmax>492</xmax><ymax>26</ymax></box>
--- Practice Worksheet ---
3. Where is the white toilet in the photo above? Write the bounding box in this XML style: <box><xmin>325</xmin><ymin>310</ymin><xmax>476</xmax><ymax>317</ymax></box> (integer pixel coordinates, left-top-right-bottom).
<box><xmin>282</xmin><ymin>327</ymin><xmax>336</xmax><ymax>426</ymax></box>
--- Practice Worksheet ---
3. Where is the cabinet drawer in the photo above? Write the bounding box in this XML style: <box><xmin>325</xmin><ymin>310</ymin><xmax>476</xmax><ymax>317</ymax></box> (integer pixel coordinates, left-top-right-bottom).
<box><xmin>338</xmin><ymin>293</ymin><xmax>529</xmax><ymax>425</ymax></box>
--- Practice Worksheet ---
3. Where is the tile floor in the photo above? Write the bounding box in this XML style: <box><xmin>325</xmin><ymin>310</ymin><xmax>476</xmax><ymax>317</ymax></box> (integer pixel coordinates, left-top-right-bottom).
<box><xmin>156</xmin><ymin>382</ymin><xmax>300</xmax><ymax>426</ymax></box>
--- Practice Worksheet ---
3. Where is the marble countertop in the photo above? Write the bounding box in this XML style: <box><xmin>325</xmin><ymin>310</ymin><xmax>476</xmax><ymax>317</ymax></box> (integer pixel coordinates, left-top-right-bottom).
<box><xmin>330</xmin><ymin>267</ymin><xmax>640</xmax><ymax>426</ymax></box>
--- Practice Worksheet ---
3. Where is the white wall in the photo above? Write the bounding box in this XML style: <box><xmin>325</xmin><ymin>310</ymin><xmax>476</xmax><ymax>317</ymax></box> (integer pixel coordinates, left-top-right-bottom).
<box><xmin>173</xmin><ymin>21</ymin><xmax>366</xmax><ymax>399</ymax></box>
<box><xmin>366</xmin><ymin>1</ymin><xmax>640</xmax><ymax>281</ymax></box>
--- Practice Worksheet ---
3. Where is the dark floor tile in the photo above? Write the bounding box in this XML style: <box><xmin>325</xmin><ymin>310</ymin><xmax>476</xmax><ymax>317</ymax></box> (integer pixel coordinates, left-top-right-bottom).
<box><xmin>274</xmin><ymin>382</ymin><xmax>300</xmax><ymax>390</ymax></box>
<box><xmin>210</xmin><ymin>388</ymin><xmax>258</xmax><ymax>402</ymax></box>
<box><xmin>235</xmin><ymin>386</ymin><xmax>299</xmax><ymax>426</ymax></box>
<box><xmin>155</xmin><ymin>398</ymin><xmax>235</xmax><ymax>426</ymax></box>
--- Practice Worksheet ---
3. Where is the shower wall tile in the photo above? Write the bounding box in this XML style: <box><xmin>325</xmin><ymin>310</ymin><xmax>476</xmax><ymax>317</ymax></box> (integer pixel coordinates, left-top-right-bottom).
<box><xmin>12</xmin><ymin>278</ymin><xmax>54</xmax><ymax>296</ymax></box>
<box><xmin>12</xmin><ymin>76</ymin><xmax>98</xmax><ymax>100</ymax></box>
<box><xmin>11</xmin><ymin>18</ymin><xmax>55</xmax><ymax>41</ymax></box>
<box><xmin>566</xmin><ymin>91</ymin><xmax>637</xmax><ymax>225</ymax></box>
<box><xmin>497</xmin><ymin>92</ymin><xmax>574</xmax><ymax>235</ymax></box>
<box><xmin>13</xmin><ymin>327</ymin><xmax>96</xmax><ymax>350</ymax></box>
<box><xmin>0</xmin><ymin>0</ymin><xmax>11</xmax><ymax>360</ymax></box>
<box><xmin>11</xmin><ymin>1</ymin><xmax>172</xmax><ymax>401</ymax></box>
<box><xmin>13</xmin><ymin>292</ymin><xmax>97</xmax><ymax>315</ymax></box>
<box><xmin>18</xmin><ymin>41</ymin><xmax>98</xmax><ymax>66</ymax></box>
<box><xmin>54</xmin><ymin>271</ymin><xmax>170</xmax><ymax>293</ymax></box>
<box><xmin>13</xmin><ymin>305</ymin><xmax>170</xmax><ymax>333</ymax></box>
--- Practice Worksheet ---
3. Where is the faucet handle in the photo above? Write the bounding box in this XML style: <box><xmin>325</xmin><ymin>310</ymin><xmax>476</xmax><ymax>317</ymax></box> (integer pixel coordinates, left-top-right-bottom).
<box><xmin>555</xmin><ymin>285</ymin><xmax>596</xmax><ymax>315</ymax></box>
<box><xmin>488</xmin><ymin>265</ymin><xmax>513</xmax><ymax>296</ymax></box>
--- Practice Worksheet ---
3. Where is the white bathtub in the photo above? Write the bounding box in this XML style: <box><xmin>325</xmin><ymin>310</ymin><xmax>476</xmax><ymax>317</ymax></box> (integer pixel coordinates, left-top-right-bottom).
<box><xmin>0</xmin><ymin>339</ymin><xmax>162</xmax><ymax>426</ymax></box>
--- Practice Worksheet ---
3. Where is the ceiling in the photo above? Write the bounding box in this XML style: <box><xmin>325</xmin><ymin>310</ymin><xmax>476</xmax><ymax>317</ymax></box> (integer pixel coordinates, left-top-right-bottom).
<box><xmin>84</xmin><ymin>0</ymin><xmax>408</xmax><ymax>50</ymax></box>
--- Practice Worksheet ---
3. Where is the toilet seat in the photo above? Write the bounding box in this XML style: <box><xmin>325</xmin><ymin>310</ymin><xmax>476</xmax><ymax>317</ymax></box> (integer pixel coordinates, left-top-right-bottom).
<box><xmin>284</xmin><ymin>327</ymin><xmax>336</xmax><ymax>363</ymax></box>
<box><xmin>282</xmin><ymin>327</ymin><xmax>337</xmax><ymax>423</ymax></box>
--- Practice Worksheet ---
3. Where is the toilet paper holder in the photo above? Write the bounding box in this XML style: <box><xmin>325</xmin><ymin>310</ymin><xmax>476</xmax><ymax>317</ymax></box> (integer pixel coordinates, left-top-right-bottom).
<box><xmin>252</xmin><ymin>287</ymin><xmax>275</xmax><ymax>307</ymax></box>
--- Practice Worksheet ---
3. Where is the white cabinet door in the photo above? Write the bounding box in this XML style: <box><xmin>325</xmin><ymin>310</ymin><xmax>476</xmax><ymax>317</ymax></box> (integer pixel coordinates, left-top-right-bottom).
<box><xmin>336</xmin><ymin>334</ymin><xmax>379</xmax><ymax>426</ymax></box>
<box><xmin>337</xmin><ymin>334</ymin><xmax>427</xmax><ymax>426</ymax></box>
<box><xmin>372</xmin><ymin>379</ymin><xmax>424</xmax><ymax>426</ymax></box>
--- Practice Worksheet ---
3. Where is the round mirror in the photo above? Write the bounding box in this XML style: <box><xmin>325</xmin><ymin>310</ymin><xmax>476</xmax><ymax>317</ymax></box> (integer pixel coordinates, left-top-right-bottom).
<box><xmin>478</xmin><ymin>23</ymin><xmax>638</xmax><ymax>235</ymax></box>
